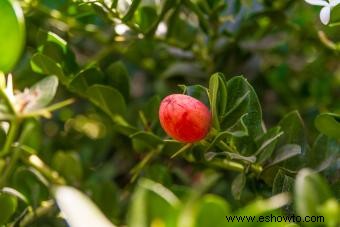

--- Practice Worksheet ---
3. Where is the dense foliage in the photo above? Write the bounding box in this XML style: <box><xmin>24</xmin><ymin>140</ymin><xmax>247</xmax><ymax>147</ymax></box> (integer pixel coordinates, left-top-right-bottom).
<box><xmin>0</xmin><ymin>0</ymin><xmax>339</xmax><ymax>226</ymax></box>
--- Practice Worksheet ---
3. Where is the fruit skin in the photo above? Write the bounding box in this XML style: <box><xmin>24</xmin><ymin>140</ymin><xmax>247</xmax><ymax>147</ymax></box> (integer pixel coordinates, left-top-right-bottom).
<box><xmin>159</xmin><ymin>94</ymin><xmax>211</xmax><ymax>143</ymax></box>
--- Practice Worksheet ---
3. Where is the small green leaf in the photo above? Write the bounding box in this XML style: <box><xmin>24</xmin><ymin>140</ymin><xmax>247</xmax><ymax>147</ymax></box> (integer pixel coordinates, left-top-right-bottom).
<box><xmin>277</xmin><ymin>111</ymin><xmax>308</xmax><ymax>170</ymax></box>
<box><xmin>30</xmin><ymin>53</ymin><xmax>69</xmax><ymax>85</ymax></box>
<box><xmin>54</xmin><ymin>186</ymin><xmax>115</xmax><ymax>227</ymax></box>
<box><xmin>315</xmin><ymin>112</ymin><xmax>340</xmax><ymax>139</ymax></box>
<box><xmin>13</xmin><ymin>167</ymin><xmax>49</xmax><ymax>207</ymax></box>
<box><xmin>135</xmin><ymin>6</ymin><xmax>158</xmax><ymax>32</ymax></box>
<box><xmin>70</xmin><ymin>67</ymin><xmax>105</xmax><ymax>94</ymax></box>
<box><xmin>105</xmin><ymin>61</ymin><xmax>130</xmax><ymax>101</ymax></box>
<box><xmin>272</xmin><ymin>169</ymin><xmax>294</xmax><ymax>195</ymax></box>
<box><xmin>255</xmin><ymin>127</ymin><xmax>283</xmax><ymax>164</ymax></box>
<box><xmin>231</xmin><ymin>173</ymin><xmax>246</xmax><ymax>200</ymax></box>
<box><xmin>179</xmin><ymin>84</ymin><xmax>209</xmax><ymax>106</ymax></box>
<box><xmin>86</xmin><ymin>85</ymin><xmax>127</xmax><ymax>117</ymax></box>
<box><xmin>221</xmin><ymin>76</ymin><xmax>263</xmax><ymax>138</ymax></box>
<box><xmin>52</xmin><ymin>151</ymin><xmax>83</xmax><ymax>183</ymax></box>
<box><xmin>209</xmin><ymin>73</ymin><xmax>222</xmax><ymax>130</ymax></box>
<box><xmin>0</xmin><ymin>0</ymin><xmax>25</xmax><ymax>72</ymax></box>
<box><xmin>0</xmin><ymin>193</ymin><xmax>17</xmax><ymax>225</ymax></box>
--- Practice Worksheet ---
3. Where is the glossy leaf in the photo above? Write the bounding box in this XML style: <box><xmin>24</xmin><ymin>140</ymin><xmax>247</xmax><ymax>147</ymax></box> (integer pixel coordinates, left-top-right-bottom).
<box><xmin>30</xmin><ymin>53</ymin><xmax>69</xmax><ymax>85</ymax></box>
<box><xmin>315</xmin><ymin>112</ymin><xmax>340</xmax><ymax>139</ymax></box>
<box><xmin>276</xmin><ymin>111</ymin><xmax>308</xmax><ymax>170</ymax></box>
<box><xmin>0</xmin><ymin>0</ymin><xmax>25</xmax><ymax>72</ymax></box>
<box><xmin>221</xmin><ymin>76</ymin><xmax>264</xmax><ymax>138</ymax></box>
<box><xmin>0</xmin><ymin>193</ymin><xmax>17</xmax><ymax>225</ymax></box>
<box><xmin>86</xmin><ymin>85</ymin><xmax>127</xmax><ymax>117</ymax></box>
<box><xmin>255</xmin><ymin>126</ymin><xmax>283</xmax><ymax>164</ymax></box>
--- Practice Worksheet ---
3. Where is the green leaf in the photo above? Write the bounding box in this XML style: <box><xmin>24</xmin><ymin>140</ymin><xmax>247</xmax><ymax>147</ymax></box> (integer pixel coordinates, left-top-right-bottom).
<box><xmin>255</xmin><ymin>127</ymin><xmax>283</xmax><ymax>164</ymax></box>
<box><xmin>276</xmin><ymin>111</ymin><xmax>308</xmax><ymax>170</ymax></box>
<box><xmin>272</xmin><ymin>169</ymin><xmax>294</xmax><ymax>195</ymax></box>
<box><xmin>0</xmin><ymin>0</ymin><xmax>25</xmax><ymax>72</ymax></box>
<box><xmin>306</xmin><ymin>134</ymin><xmax>340</xmax><ymax>171</ymax></box>
<box><xmin>23</xmin><ymin>76</ymin><xmax>58</xmax><ymax>112</ymax></box>
<box><xmin>70</xmin><ymin>67</ymin><xmax>105</xmax><ymax>94</ymax></box>
<box><xmin>0</xmin><ymin>193</ymin><xmax>17</xmax><ymax>225</ymax></box>
<box><xmin>135</xmin><ymin>6</ymin><xmax>158</xmax><ymax>32</ymax></box>
<box><xmin>52</xmin><ymin>151</ymin><xmax>83</xmax><ymax>183</ymax></box>
<box><xmin>141</xmin><ymin>95</ymin><xmax>161</xmax><ymax>128</ymax></box>
<box><xmin>167</xmin><ymin>15</ymin><xmax>197</xmax><ymax>48</ymax></box>
<box><xmin>86</xmin><ymin>181</ymin><xmax>119</xmax><ymax>221</ymax></box>
<box><xmin>54</xmin><ymin>186</ymin><xmax>115</xmax><ymax>227</ymax></box>
<box><xmin>231</xmin><ymin>173</ymin><xmax>246</xmax><ymax>200</ymax></box>
<box><xmin>105</xmin><ymin>61</ymin><xmax>130</xmax><ymax>101</ymax></box>
<box><xmin>221</xmin><ymin>76</ymin><xmax>264</xmax><ymax>138</ymax></box>
<box><xmin>195</xmin><ymin>195</ymin><xmax>230</xmax><ymax>227</ymax></box>
<box><xmin>209</xmin><ymin>73</ymin><xmax>221</xmax><ymax>129</ymax></box>
<box><xmin>254</xmin><ymin>127</ymin><xmax>283</xmax><ymax>163</ymax></box>
<box><xmin>179</xmin><ymin>84</ymin><xmax>209</xmax><ymax>106</ymax></box>
<box><xmin>266</xmin><ymin>144</ymin><xmax>301</xmax><ymax>167</ymax></box>
<box><xmin>315</xmin><ymin>112</ymin><xmax>340</xmax><ymax>139</ymax></box>
<box><xmin>30</xmin><ymin>53</ymin><xmax>69</xmax><ymax>85</ymax></box>
<box><xmin>295</xmin><ymin>169</ymin><xmax>333</xmax><ymax>220</ymax></box>
<box><xmin>13</xmin><ymin>167</ymin><xmax>49</xmax><ymax>207</ymax></box>
<box><xmin>86</xmin><ymin>85</ymin><xmax>127</xmax><ymax>117</ymax></box>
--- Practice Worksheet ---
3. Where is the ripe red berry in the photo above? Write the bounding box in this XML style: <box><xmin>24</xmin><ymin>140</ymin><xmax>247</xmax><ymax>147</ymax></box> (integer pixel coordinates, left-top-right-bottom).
<box><xmin>159</xmin><ymin>94</ymin><xmax>211</xmax><ymax>143</ymax></box>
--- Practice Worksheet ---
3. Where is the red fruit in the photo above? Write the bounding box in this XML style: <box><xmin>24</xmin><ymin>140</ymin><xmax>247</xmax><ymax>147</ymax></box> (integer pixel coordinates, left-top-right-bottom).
<box><xmin>159</xmin><ymin>94</ymin><xmax>211</xmax><ymax>143</ymax></box>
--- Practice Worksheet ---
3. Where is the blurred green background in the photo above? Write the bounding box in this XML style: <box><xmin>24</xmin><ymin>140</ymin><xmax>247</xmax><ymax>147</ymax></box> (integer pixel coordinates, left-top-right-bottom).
<box><xmin>0</xmin><ymin>0</ymin><xmax>339</xmax><ymax>226</ymax></box>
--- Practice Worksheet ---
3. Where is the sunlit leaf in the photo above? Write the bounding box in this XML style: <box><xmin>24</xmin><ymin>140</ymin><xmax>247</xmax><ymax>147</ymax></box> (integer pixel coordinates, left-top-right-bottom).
<box><xmin>0</xmin><ymin>0</ymin><xmax>25</xmax><ymax>72</ymax></box>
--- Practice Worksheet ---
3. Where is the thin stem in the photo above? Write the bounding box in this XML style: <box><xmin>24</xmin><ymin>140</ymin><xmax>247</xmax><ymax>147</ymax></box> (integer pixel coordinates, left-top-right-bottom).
<box><xmin>18</xmin><ymin>200</ymin><xmax>55</xmax><ymax>227</ymax></box>
<box><xmin>171</xmin><ymin>143</ymin><xmax>192</xmax><ymax>158</ymax></box>
<box><xmin>23</xmin><ymin>153</ymin><xmax>65</xmax><ymax>185</ymax></box>
<box><xmin>0</xmin><ymin>119</ymin><xmax>20</xmax><ymax>157</ymax></box>
<box><xmin>0</xmin><ymin>146</ymin><xmax>21</xmax><ymax>187</ymax></box>
<box><xmin>210</xmin><ymin>159</ymin><xmax>263</xmax><ymax>174</ymax></box>
<box><xmin>130</xmin><ymin>147</ymin><xmax>162</xmax><ymax>182</ymax></box>
<box><xmin>0</xmin><ymin>119</ymin><xmax>21</xmax><ymax>187</ymax></box>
